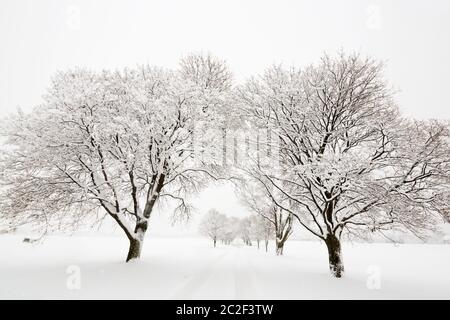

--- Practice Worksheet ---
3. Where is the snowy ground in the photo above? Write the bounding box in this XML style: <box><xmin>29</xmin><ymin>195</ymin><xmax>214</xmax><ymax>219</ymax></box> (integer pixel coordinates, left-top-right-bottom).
<box><xmin>0</xmin><ymin>234</ymin><xmax>449</xmax><ymax>299</ymax></box>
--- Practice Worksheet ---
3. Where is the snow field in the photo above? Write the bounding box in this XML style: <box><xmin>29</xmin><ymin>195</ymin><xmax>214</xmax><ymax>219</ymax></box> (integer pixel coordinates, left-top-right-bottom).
<box><xmin>0</xmin><ymin>235</ymin><xmax>449</xmax><ymax>299</ymax></box>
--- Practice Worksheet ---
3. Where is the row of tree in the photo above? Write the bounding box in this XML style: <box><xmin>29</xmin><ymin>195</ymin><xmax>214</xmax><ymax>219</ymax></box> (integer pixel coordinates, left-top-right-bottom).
<box><xmin>198</xmin><ymin>208</ymin><xmax>292</xmax><ymax>255</ymax></box>
<box><xmin>1</xmin><ymin>52</ymin><xmax>449</xmax><ymax>278</ymax></box>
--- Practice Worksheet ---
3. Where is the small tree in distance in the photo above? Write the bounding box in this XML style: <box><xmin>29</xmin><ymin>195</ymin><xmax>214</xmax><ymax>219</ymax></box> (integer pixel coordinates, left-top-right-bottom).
<box><xmin>239</xmin><ymin>217</ymin><xmax>253</xmax><ymax>246</ymax></box>
<box><xmin>261</xmin><ymin>216</ymin><xmax>274</xmax><ymax>252</ymax></box>
<box><xmin>221</xmin><ymin>216</ymin><xmax>240</xmax><ymax>245</ymax></box>
<box><xmin>238</xmin><ymin>181</ymin><xmax>291</xmax><ymax>254</ymax></box>
<box><xmin>198</xmin><ymin>209</ymin><xmax>227</xmax><ymax>247</ymax></box>
<box><xmin>250</xmin><ymin>215</ymin><xmax>264</xmax><ymax>249</ymax></box>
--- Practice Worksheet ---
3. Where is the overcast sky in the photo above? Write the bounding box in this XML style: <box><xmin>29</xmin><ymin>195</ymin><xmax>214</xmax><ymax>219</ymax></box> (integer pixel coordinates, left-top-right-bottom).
<box><xmin>1</xmin><ymin>0</ymin><xmax>449</xmax><ymax>235</ymax></box>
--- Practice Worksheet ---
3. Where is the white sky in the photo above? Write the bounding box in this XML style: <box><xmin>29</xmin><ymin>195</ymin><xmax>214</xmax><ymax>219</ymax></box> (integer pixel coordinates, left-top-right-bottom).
<box><xmin>1</xmin><ymin>0</ymin><xmax>449</xmax><ymax>235</ymax></box>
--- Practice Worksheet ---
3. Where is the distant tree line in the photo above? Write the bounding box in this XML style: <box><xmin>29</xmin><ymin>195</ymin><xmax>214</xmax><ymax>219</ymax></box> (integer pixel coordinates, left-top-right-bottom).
<box><xmin>199</xmin><ymin>208</ymin><xmax>292</xmax><ymax>255</ymax></box>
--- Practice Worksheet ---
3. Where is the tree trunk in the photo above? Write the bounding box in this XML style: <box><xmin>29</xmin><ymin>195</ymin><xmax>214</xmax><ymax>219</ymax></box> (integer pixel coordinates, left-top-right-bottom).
<box><xmin>276</xmin><ymin>239</ymin><xmax>284</xmax><ymax>255</ymax></box>
<box><xmin>126</xmin><ymin>218</ymin><xmax>148</xmax><ymax>262</ymax></box>
<box><xmin>214</xmin><ymin>238</ymin><xmax>217</xmax><ymax>247</ymax></box>
<box><xmin>257</xmin><ymin>240</ymin><xmax>260</xmax><ymax>249</ymax></box>
<box><xmin>325</xmin><ymin>233</ymin><xmax>344</xmax><ymax>278</ymax></box>
<box><xmin>126</xmin><ymin>238</ymin><xmax>143</xmax><ymax>262</ymax></box>
<box><xmin>265</xmin><ymin>239</ymin><xmax>269</xmax><ymax>252</ymax></box>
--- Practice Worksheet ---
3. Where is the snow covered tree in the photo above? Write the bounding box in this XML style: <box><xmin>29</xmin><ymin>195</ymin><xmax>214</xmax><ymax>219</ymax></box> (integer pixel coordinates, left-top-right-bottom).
<box><xmin>239</xmin><ymin>179</ymin><xmax>292</xmax><ymax>254</ymax></box>
<box><xmin>249</xmin><ymin>214</ymin><xmax>276</xmax><ymax>252</ymax></box>
<box><xmin>220</xmin><ymin>216</ymin><xmax>240</xmax><ymax>245</ymax></box>
<box><xmin>0</xmin><ymin>53</ymin><xmax>233</xmax><ymax>262</ymax></box>
<box><xmin>238</xmin><ymin>52</ymin><xmax>450</xmax><ymax>277</ymax></box>
<box><xmin>198</xmin><ymin>209</ymin><xmax>227</xmax><ymax>247</ymax></box>
<box><xmin>180</xmin><ymin>52</ymin><xmax>233</xmax><ymax>93</ymax></box>
<box><xmin>271</xmin><ymin>206</ymin><xmax>293</xmax><ymax>255</ymax></box>
<box><xmin>239</xmin><ymin>217</ymin><xmax>253</xmax><ymax>246</ymax></box>
<box><xmin>261</xmin><ymin>215</ymin><xmax>274</xmax><ymax>252</ymax></box>
<box><xmin>249</xmin><ymin>215</ymin><xmax>264</xmax><ymax>249</ymax></box>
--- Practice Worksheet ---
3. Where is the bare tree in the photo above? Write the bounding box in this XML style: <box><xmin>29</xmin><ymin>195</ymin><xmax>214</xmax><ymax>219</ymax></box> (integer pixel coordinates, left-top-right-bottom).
<box><xmin>198</xmin><ymin>209</ymin><xmax>227</xmax><ymax>247</ymax></box>
<box><xmin>238</xmin><ymin>52</ymin><xmax>450</xmax><ymax>277</ymax></box>
<box><xmin>0</xmin><ymin>54</ymin><xmax>232</xmax><ymax>262</ymax></box>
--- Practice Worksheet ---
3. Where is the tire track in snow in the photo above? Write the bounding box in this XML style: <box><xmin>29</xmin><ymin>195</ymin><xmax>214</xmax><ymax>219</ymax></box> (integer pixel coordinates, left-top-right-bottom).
<box><xmin>234</xmin><ymin>248</ymin><xmax>259</xmax><ymax>299</ymax></box>
<box><xmin>171</xmin><ymin>251</ymin><xmax>229</xmax><ymax>299</ymax></box>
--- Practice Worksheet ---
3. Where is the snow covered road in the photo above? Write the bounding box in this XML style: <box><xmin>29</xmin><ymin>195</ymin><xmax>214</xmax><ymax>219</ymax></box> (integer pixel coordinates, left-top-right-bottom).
<box><xmin>0</xmin><ymin>235</ymin><xmax>449</xmax><ymax>299</ymax></box>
